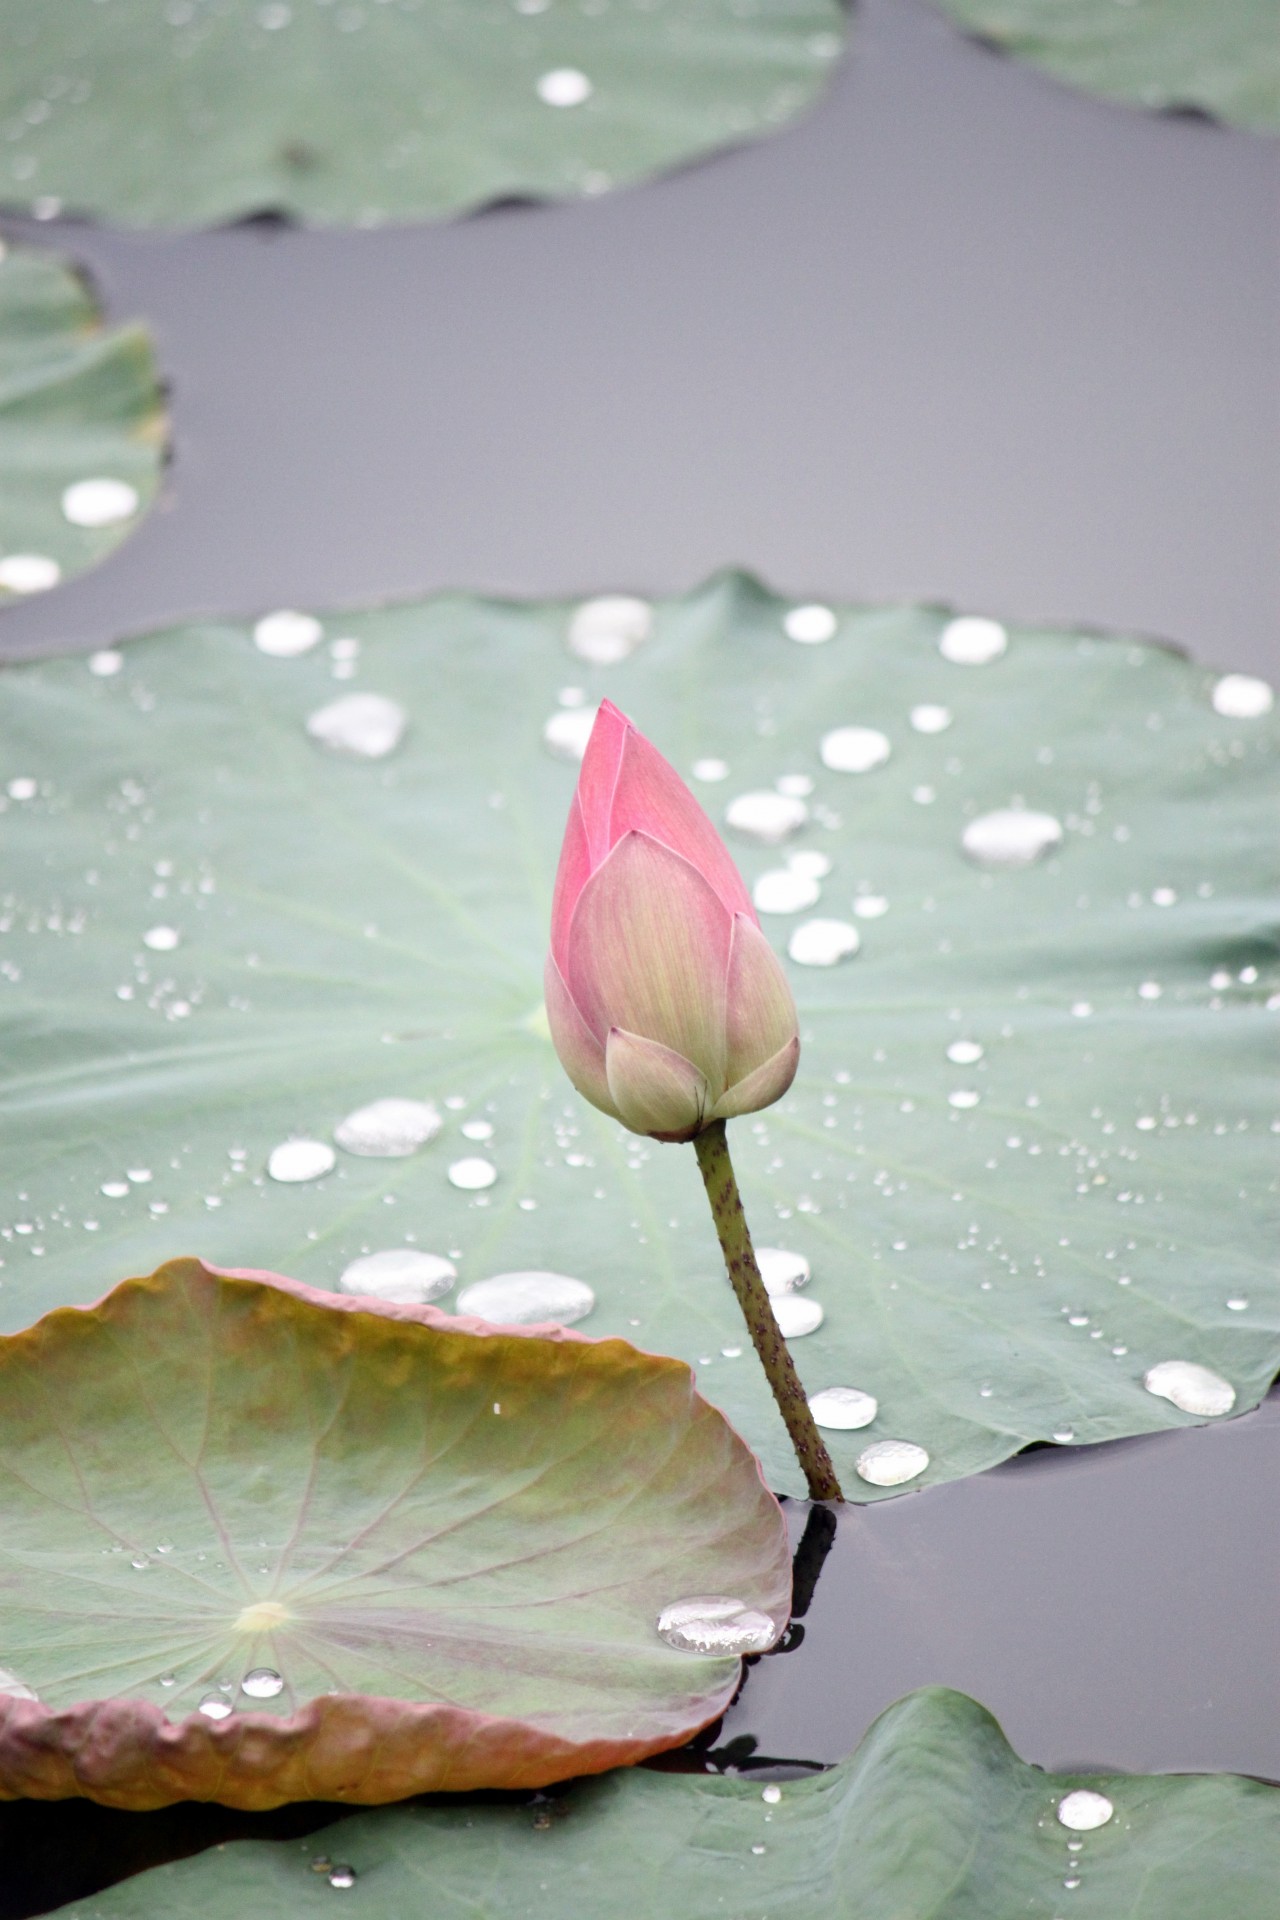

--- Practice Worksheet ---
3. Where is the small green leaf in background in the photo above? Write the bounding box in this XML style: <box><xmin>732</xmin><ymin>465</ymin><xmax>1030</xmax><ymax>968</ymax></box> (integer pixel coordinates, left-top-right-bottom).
<box><xmin>0</xmin><ymin>240</ymin><xmax>165</xmax><ymax>604</ymax></box>
<box><xmin>933</xmin><ymin>0</ymin><xmax>1280</xmax><ymax>133</ymax></box>
<box><xmin>0</xmin><ymin>574</ymin><xmax>1275</xmax><ymax>1499</ymax></box>
<box><xmin>49</xmin><ymin>1687</ymin><xmax>1280</xmax><ymax>1917</ymax></box>
<box><xmin>0</xmin><ymin>0</ymin><xmax>846</xmax><ymax>229</ymax></box>
<box><xmin>0</xmin><ymin>1259</ymin><xmax>790</xmax><ymax>1809</ymax></box>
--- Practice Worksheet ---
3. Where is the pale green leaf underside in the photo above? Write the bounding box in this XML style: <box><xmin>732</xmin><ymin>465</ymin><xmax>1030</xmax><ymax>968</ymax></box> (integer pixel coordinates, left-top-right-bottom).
<box><xmin>0</xmin><ymin>0</ymin><xmax>846</xmax><ymax>229</ymax></box>
<box><xmin>0</xmin><ymin>573</ymin><xmax>1276</xmax><ymax>1500</ymax></box>
<box><xmin>53</xmin><ymin>1687</ymin><xmax>1280</xmax><ymax>1918</ymax></box>
<box><xmin>0</xmin><ymin>243</ymin><xmax>165</xmax><ymax>601</ymax></box>
<box><xmin>934</xmin><ymin>0</ymin><xmax>1280</xmax><ymax>132</ymax></box>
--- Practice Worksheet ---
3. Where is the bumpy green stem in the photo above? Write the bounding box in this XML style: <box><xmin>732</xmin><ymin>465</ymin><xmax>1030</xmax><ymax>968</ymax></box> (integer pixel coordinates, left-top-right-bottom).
<box><xmin>693</xmin><ymin>1119</ymin><xmax>843</xmax><ymax>1502</ymax></box>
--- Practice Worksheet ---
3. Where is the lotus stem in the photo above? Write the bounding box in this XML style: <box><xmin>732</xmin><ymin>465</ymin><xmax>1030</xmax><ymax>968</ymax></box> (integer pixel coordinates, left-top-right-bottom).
<box><xmin>693</xmin><ymin>1119</ymin><xmax>843</xmax><ymax>1503</ymax></box>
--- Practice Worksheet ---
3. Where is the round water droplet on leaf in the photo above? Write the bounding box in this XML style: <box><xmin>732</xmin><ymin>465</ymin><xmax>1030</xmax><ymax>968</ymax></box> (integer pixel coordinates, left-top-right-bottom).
<box><xmin>543</xmin><ymin>706</ymin><xmax>597</xmax><ymax>761</ymax></box>
<box><xmin>448</xmin><ymin>1156</ymin><xmax>497</xmax><ymax>1191</ymax></box>
<box><xmin>1142</xmin><ymin>1360</ymin><xmax>1235</xmax><ymax>1417</ymax></box>
<box><xmin>856</xmin><ymin>1439</ymin><xmax>929</xmax><ymax>1486</ymax></box>
<box><xmin>947</xmin><ymin>1040</ymin><xmax>983</xmax><ymax>1064</ymax></box>
<box><xmin>334</xmin><ymin>1097</ymin><xmax>442</xmax><ymax>1158</ymax></box>
<box><xmin>787</xmin><ymin>919</ymin><xmax>860</xmax><ymax>967</ymax></box>
<box><xmin>808</xmin><ymin>1386</ymin><xmax>877</xmax><ymax>1430</ymax></box>
<box><xmin>820</xmin><ymin>726</ymin><xmax>891</xmax><ymax>773</ymax></box>
<box><xmin>725</xmin><ymin>791</ymin><xmax>809</xmax><ymax>845</ymax></box>
<box><xmin>267</xmin><ymin>1139</ymin><xmax>336</xmax><ymax>1184</ymax></box>
<box><xmin>755</xmin><ymin>1247</ymin><xmax>810</xmax><ymax>1296</ymax></box>
<box><xmin>240</xmin><ymin>1667</ymin><xmax>284</xmax><ymax>1699</ymax></box>
<box><xmin>62</xmin><ymin>477</ymin><xmax>140</xmax><ymax>527</ymax></box>
<box><xmin>307</xmin><ymin>693</ymin><xmax>407</xmax><ymax>759</ymax></box>
<box><xmin>0</xmin><ymin>555</ymin><xmax>61</xmax><ymax>594</ymax></box>
<box><xmin>566</xmin><ymin>596</ymin><xmax>651</xmax><ymax>664</ymax></box>
<box><xmin>752</xmin><ymin>868</ymin><xmax>821</xmax><ymax>914</ymax></box>
<box><xmin>537</xmin><ymin>67</ymin><xmax>592</xmax><ymax>106</ymax></box>
<box><xmin>339</xmin><ymin>1248</ymin><xmax>457</xmax><ymax>1304</ymax></box>
<box><xmin>783</xmin><ymin>604</ymin><xmax>837</xmax><ymax>645</ymax></box>
<box><xmin>456</xmin><ymin>1271</ymin><xmax>594</xmax><ymax>1326</ymax></box>
<box><xmin>656</xmin><ymin>1596</ymin><xmax>778</xmax><ymax>1655</ymax></box>
<box><xmin>198</xmin><ymin>1691</ymin><xmax>233</xmax><ymax>1720</ymax></box>
<box><xmin>254</xmin><ymin>610</ymin><xmax>323</xmax><ymax>657</ymax></box>
<box><xmin>1058</xmin><ymin>1789</ymin><xmax>1115</xmax><ymax>1831</ymax></box>
<box><xmin>910</xmin><ymin>703</ymin><xmax>952</xmax><ymax>733</ymax></box>
<box><xmin>1211</xmin><ymin>674</ymin><xmax>1273</xmax><ymax>719</ymax></box>
<box><xmin>962</xmin><ymin>809</ymin><xmax>1064</xmax><ymax>868</ymax></box>
<box><xmin>88</xmin><ymin>649</ymin><xmax>124</xmax><ymax>677</ymax></box>
<box><xmin>772</xmin><ymin>1294</ymin><xmax>823</xmax><ymax>1339</ymax></box>
<box><xmin>939</xmin><ymin>617</ymin><xmax>1007</xmax><ymax>665</ymax></box>
<box><xmin>142</xmin><ymin>925</ymin><xmax>180</xmax><ymax>951</ymax></box>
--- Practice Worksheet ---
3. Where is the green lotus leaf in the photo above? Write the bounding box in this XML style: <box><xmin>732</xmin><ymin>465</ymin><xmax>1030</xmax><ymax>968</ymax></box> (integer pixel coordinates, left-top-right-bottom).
<box><xmin>934</xmin><ymin>0</ymin><xmax>1279</xmax><ymax>132</ymax></box>
<box><xmin>0</xmin><ymin>1258</ymin><xmax>790</xmax><ymax>1809</ymax></box>
<box><xmin>0</xmin><ymin>573</ymin><xmax>1275</xmax><ymax>1500</ymax></box>
<box><xmin>48</xmin><ymin>1686</ymin><xmax>1280</xmax><ymax>1916</ymax></box>
<box><xmin>0</xmin><ymin>241</ymin><xmax>165</xmax><ymax>604</ymax></box>
<box><xmin>0</xmin><ymin>0</ymin><xmax>846</xmax><ymax>229</ymax></box>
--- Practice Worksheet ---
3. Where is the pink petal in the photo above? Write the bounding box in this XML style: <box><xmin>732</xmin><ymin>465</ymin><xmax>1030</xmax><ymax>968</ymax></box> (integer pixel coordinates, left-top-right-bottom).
<box><xmin>709</xmin><ymin>1037</ymin><xmax>800</xmax><ymax>1124</ymax></box>
<box><xmin>605</xmin><ymin>1027</ymin><xmax>709</xmax><ymax>1140</ymax></box>
<box><xmin>723</xmin><ymin>914</ymin><xmax>799</xmax><ymax>1088</ymax></box>
<box><xmin>550</xmin><ymin>794</ymin><xmax>592</xmax><ymax>972</ymax></box>
<box><xmin>544</xmin><ymin>952</ymin><xmax>618</xmax><ymax>1120</ymax></box>
<box><xmin>575</xmin><ymin>700</ymin><xmax>630</xmax><ymax>867</ymax></box>
<box><xmin>566</xmin><ymin>830</ymin><xmax>731</xmax><ymax>1092</ymax></box>
<box><xmin>608</xmin><ymin>722</ymin><xmax>756</xmax><ymax>921</ymax></box>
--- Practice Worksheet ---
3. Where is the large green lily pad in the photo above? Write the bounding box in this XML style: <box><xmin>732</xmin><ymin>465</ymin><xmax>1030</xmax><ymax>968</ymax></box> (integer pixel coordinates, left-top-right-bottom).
<box><xmin>0</xmin><ymin>1258</ymin><xmax>790</xmax><ymax>1808</ymax></box>
<box><xmin>0</xmin><ymin>0</ymin><xmax>846</xmax><ymax>229</ymax></box>
<box><xmin>0</xmin><ymin>241</ymin><xmax>165</xmax><ymax>602</ymax></box>
<box><xmin>934</xmin><ymin>0</ymin><xmax>1280</xmax><ymax>132</ymax></box>
<box><xmin>50</xmin><ymin>1687</ymin><xmax>1280</xmax><ymax>1917</ymax></box>
<box><xmin>0</xmin><ymin>573</ymin><xmax>1276</xmax><ymax>1499</ymax></box>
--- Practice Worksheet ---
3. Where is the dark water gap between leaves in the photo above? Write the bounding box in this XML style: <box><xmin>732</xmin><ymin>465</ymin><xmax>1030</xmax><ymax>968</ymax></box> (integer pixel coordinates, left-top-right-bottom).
<box><xmin>3</xmin><ymin>1388</ymin><xmax>1276</xmax><ymax>1918</ymax></box>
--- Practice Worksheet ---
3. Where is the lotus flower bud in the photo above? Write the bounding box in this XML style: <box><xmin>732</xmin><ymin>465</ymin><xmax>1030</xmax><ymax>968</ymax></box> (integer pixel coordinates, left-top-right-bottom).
<box><xmin>545</xmin><ymin>700</ymin><xmax>800</xmax><ymax>1141</ymax></box>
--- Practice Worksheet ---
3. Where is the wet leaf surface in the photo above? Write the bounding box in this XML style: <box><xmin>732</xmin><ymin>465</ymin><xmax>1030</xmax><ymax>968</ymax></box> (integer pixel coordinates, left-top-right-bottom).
<box><xmin>50</xmin><ymin>1687</ymin><xmax>1280</xmax><ymax>1917</ymax></box>
<box><xmin>0</xmin><ymin>243</ymin><xmax>164</xmax><ymax>605</ymax></box>
<box><xmin>0</xmin><ymin>573</ymin><xmax>1276</xmax><ymax>1498</ymax></box>
<box><xmin>0</xmin><ymin>1259</ymin><xmax>789</xmax><ymax>1808</ymax></box>
<box><xmin>0</xmin><ymin>0</ymin><xmax>846</xmax><ymax>228</ymax></box>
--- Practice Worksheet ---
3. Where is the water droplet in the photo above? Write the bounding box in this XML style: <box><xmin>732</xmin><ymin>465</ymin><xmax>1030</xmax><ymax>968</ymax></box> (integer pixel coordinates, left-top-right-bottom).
<box><xmin>783</xmin><ymin>603</ymin><xmax>837</xmax><ymax>644</ymax></box>
<box><xmin>447</xmin><ymin>1156</ymin><xmax>497</xmax><ymax>1191</ymax></box>
<box><xmin>1053</xmin><ymin>1427</ymin><xmax>1076</xmax><ymax>1444</ymax></box>
<box><xmin>1151</xmin><ymin>887</ymin><xmax>1177</xmax><ymax>908</ymax></box>
<box><xmin>808</xmin><ymin>1386</ymin><xmax>877</xmax><ymax>1430</ymax></box>
<box><xmin>820</xmin><ymin>726</ymin><xmax>891</xmax><ymax>774</ymax></box>
<box><xmin>328</xmin><ymin>1865</ymin><xmax>357</xmax><ymax>1890</ymax></box>
<box><xmin>1226</xmin><ymin>1297</ymin><xmax>1249</xmax><ymax>1312</ymax></box>
<box><xmin>241</xmin><ymin>1668</ymin><xmax>284</xmax><ymax>1699</ymax></box>
<box><xmin>6</xmin><ymin>776</ymin><xmax>37</xmax><ymax>800</ymax></box>
<box><xmin>1137</xmin><ymin>981</ymin><xmax>1162</xmax><ymax>1000</ymax></box>
<box><xmin>772</xmin><ymin>1294</ymin><xmax>823</xmax><ymax>1338</ymax></box>
<box><xmin>692</xmin><ymin>757</ymin><xmax>729</xmax><ymax>782</ymax></box>
<box><xmin>61</xmin><ymin>477</ymin><xmax>140</xmax><ymax>527</ymax></box>
<box><xmin>962</xmin><ymin>809</ymin><xmax>1063</xmax><ymax>868</ymax></box>
<box><xmin>456</xmin><ymin>1271</ymin><xmax>594</xmax><ymax>1326</ymax></box>
<box><xmin>761</xmin><ymin>1783</ymin><xmax>782</xmax><ymax>1804</ymax></box>
<box><xmin>1212</xmin><ymin>673</ymin><xmax>1273</xmax><ymax>719</ymax></box>
<box><xmin>537</xmin><ymin>67</ymin><xmax>592</xmax><ymax>106</ymax></box>
<box><xmin>910</xmin><ymin>703</ymin><xmax>952</xmax><ymax>734</ymax></box>
<box><xmin>856</xmin><ymin>1439</ymin><xmax>929</xmax><ymax>1486</ymax></box>
<box><xmin>725</xmin><ymin>790</ymin><xmax>809</xmax><ymax>844</ymax></box>
<box><xmin>267</xmin><ymin>1138</ymin><xmax>336</xmax><ymax>1184</ymax></box>
<box><xmin>656</xmin><ymin>1596</ymin><xmax>778</xmax><ymax>1655</ymax></box>
<box><xmin>306</xmin><ymin>693</ymin><xmax>406</xmax><ymax>759</ymax></box>
<box><xmin>566</xmin><ymin>595</ymin><xmax>651</xmax><ymax>662</ymax></box>
<box><xmin>127</xmin><ymin>1168</ymin><xmax>152</xmax><ymax>1184</ymax></box>
<box><xmin>334</xmin><ymin>1097</ymin><xmax>442</xmax><ymax>1158</ymax></box>
<box><xmin>198</xmin><ymin>1691</ymin><xmax>234</xmax><ymax>1720</ymax></box>
<box><xmin>948</xmin><ymin>1089</ymin><xmax>981</xmax><ymax>1110</ymax></box>
<box><xmin>142</xmin><ymin>924</ymin><xmax>181</xmax><ymax>951</ymax></box>
<box><xmin>339</xmin><ymin>1248</ymin><xmax>457</xmax><ymax>1304</ymax></box>
<box><xmin>543</xmin><ymin>705</ymin><xmax>597</xmax><ymax>761</ymax></box>
<box><xmin>253</xmin><ymin>610</ymin><xmax>323</xmax><ymax>657</ymax></box>
<box><xmin>752</xmin><ymin>868</ymin><xmax>821</xmax><ymax>914</ymax></box>
<box><xmin>461</xmin><ymin>1118</ymin><xmax>494</xmax><ymax>1142</ymax></box>
<box><xmin>787</xmin><ymin>848</ymin><xmax>831</xmax><ymax>879</ymax></box>
<box><xmin>852</xmin><ymin>894</ymin><xmax>888</xmax><ymax>919</ymax></box>
<box><xmin>100</xmin><ymin>1180</ymin><xmax>130</xmax><ymax>1198</ymax></box>
<box><xmin>939</xmin><ymin>616</ymin><xmax>1007</xmax><ymax>665</ymax></box>
<box><xmin>0</xmin><ymin>1667</ymin><xmax>37</xmax><ymax>1701</ymax></box>
<box><xmin>88</xmin><ymin>649</ymin><xmax>124</xmax><ymax>677</ymax></box>
<box><xmin>947</xmin><ymin>1040</ymin><xmax>983</xmax><ymax>1065</ymax></box>
<box><xmin>1057</xmin><ymin>1790</ymin><xmax>1114</xmax><ymax>1831</ymax></box>
<box><xmin>787</xmin><ymin>918</ymin><xmax>860</xmax><ymax>967</ymax></box>
<box><xmin>0</xmin><ymin>554</ymin><xmax>61</xmax><ymax>593</ymax></box>
<box><xmin>756</xmin><ymin>1247</ymin><xmax>810</xmax><ymax>1295</ymax></box>
<box><xmin>1143</xmin><ymin>1360</ymin><xmax>1235</xmax><ymax>1417</ymax></box>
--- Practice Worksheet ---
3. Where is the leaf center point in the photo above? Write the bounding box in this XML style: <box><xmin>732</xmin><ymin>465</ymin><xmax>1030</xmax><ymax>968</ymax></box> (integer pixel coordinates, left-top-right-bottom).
<box><xmin>235</xmin><ymin>1600</ymin><xmax>294</xmax><ymax>1633</ymax></box>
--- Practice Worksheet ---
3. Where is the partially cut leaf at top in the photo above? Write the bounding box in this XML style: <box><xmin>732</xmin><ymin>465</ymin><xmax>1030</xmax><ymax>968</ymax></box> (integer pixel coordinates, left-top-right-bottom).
<box><xmin>0</xmin><ymin>1259</ymin><xmax>790</xmax><ymax>1809</ymax></box>
<box><xmin>0</xmin><ymin>575</ymin><xmax>1275</xmax><ymax>1499</ymax></box>
<box><xmin>47</xmin><ymin>1687</ymin><xmax>1280</xmax><ymax>1917</ymax></box>
<box><xmin>0</xmin><ymin>0</ymin><xmax>847</xmax><ymax>228</ymax></box>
